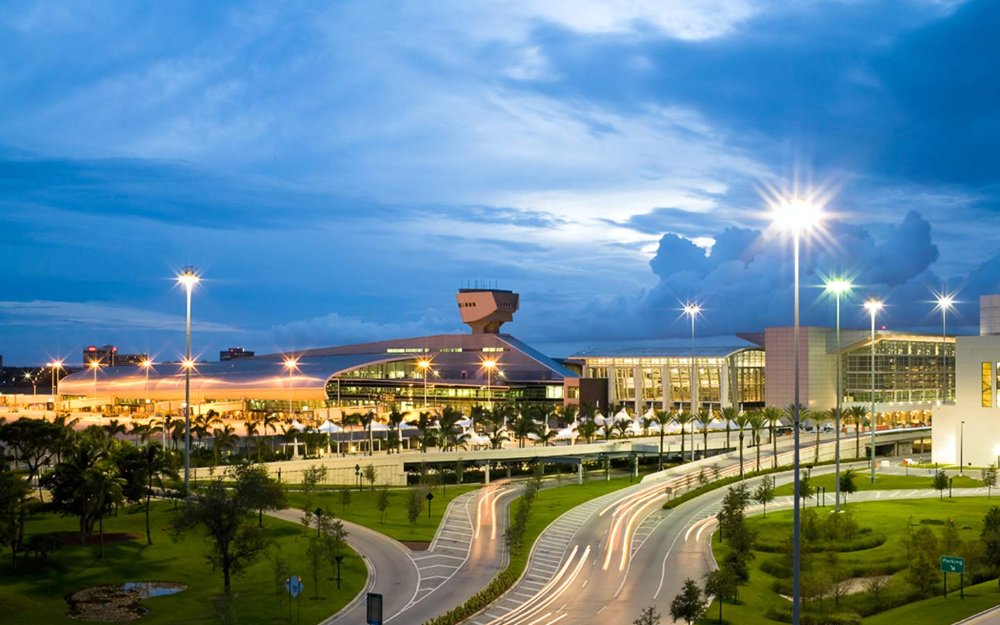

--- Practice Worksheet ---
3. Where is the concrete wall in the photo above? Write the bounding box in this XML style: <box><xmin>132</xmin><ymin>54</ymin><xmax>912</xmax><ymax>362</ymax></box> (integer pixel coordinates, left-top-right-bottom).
<box><xmin>932</xmin><ymin>335</ymin><xmax>1000</xmax><ymax>468</ymax></box>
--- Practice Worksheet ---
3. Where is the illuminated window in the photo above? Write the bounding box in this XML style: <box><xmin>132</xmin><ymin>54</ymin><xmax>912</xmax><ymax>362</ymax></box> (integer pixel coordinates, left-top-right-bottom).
<box><xmin>983</xmin><ymin>362</ymin><xmax>992</xmax><ymax>408</ymax></box>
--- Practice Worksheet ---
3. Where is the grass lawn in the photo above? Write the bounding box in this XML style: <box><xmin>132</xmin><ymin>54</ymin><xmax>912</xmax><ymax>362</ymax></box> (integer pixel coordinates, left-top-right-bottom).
<box><xmin>285</xmin><ymin>484</ymin><xmax>481</xmax><ymax>543</ymax></box>
<box><xmin>773</xmin><ymin>472</ymin><xmax>985</xmax><ymax>497</ymax></box>
<box><xmin>0</xmin><ymin>501</ymin><xmax>364</xmax><ymax>625</ymax></box>
<box><xmin>705</xmin><ymin>496</ymin><xmax>1000</xmax><ymax>625</ymax></box>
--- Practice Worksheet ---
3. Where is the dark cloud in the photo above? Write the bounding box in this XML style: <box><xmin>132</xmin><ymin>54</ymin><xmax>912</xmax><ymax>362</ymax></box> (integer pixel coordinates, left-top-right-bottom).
<box><xmin>614</xmin><ymin>206</ymin><xmax>721</xmax><ymax>236</ymax></box>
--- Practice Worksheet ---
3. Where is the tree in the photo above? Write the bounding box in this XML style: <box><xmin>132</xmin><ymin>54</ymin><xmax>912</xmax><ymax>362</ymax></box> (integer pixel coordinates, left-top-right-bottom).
<box><xmin>704</xmin><ymin>568</ymin><xmax>738</xmax><ymax>624</ymax></box>
<box><xmin>135</xmin><ymin>443</ymin><xmax>178</xmax><ymax>545</ymax></box>
<box><xmin>721</xmin><ymin>405</ymin><xmax>740</xmax><ymax>451</ymax></box>
<box><xmin>983</xmin><ymin>463</ymin><xmax>998</xmax><ymax>499</ymax></box>
<box><xmin>839</xmin><ymin>468</ymin><xmax>858</xmax><ymax>505</ymax></box>
<box><xmin>753</xmin><ymin>476</ymin><xmax>775</xmax><ymax>517</ymax></box>
<box><xmin>906</xmin><ymin>526</ymin><xmax>939</xmax><ymax>596</ymax></box>
<box><xmin>173</xmin><ymin>478</ymin><xmax>270</xmax><ymax>593</ymax></box>
<box><xmin>416</xmin><ymin>411</ymin><xmax>435</xmax><ymax>453</ymax></box>
<box><xmin>306</xmin><ymin>536</ymin><xmax>324</xmax><ymax>599</ymax></box>
<box><xmin>799</xmin><ymin>472</ymin><xmax>814</xmax><ymax>509</ymax></box>
<box><xmin>733</xmin><ymin>412</ymin><xmax>752</xmax><ymax>478</ymax></box>
<box><xmin>231</xmin><ymin>462</ymin><xmax>286</xmax><ymax>528</ymax></box>
<box><xmin>376</xmin><ymin>484</ymin><xmax>390</xmax><ymax>523</ymax></box>
<box><xmin>0</xmin><ymin>418</ymin><xmax>63</xmax><ymax>501</ymax></box>
<box><xmin>43</xmin><ymin>435</ymin><xmax>110</xmax><ymax>543</ymax></box>
<box><xmin>79</xmin><ymin>463</ymin><xmax>125</xmax><ymax>559</ymax></box>
<box><xmin>981</xmin><ymin>506</ymin><xmax>1000</xmax><ymax>590</ymax></box>
<box><xmin>674</xmin><ymin>411</ymin><xmax>695</xmax><ymax>463</ymax></box>
<box><xmin>510</xmin><ymin>405</ymin><xmax>541</xmax><ymax>448</ymax></box>
<box><xmin>0</xmin><ymin>458</ymin><xmax>32</xmax><ymax>569</ymax></box>
<box><xmin>633</xmin><ymin>605</ymin><xmax>661</xmax><ymax>625</ymax></box>
<box><xmin>933</xmin><ymin>469</ymin><xmax>949</xmax><ymax>500</ymax></box>
<box><xmin>212</xmin><ymin>424</ymin><xmax>239</xmax><ymax>466</ymax></box>
<box><xmin>339</xmin><ymin>488</ymin><xmax>351</xmax><ymax>514</ymax></box>
<box><xmin>407</xmin><ymin>487</ymin><xmax>425</xmax><ymax>530</ymax></box>
<box><xmin>762</xmin><ymin>406</ymin><xmax>783</xmax><ymax>468</ymax></box>
<box><xmin>941</xmin><ymin>517</ymin><xmax>961</xmax><ymax>554</ymax></box>
<box><xmin>669</xmin><ymin>578</ymin><xmax>707</xmax><ymax>625</ymax></box>
<box><xmin>747</xmin><ymin>410</ymin><xmax>766</xmax><ymax>472</ymax></box>
<box><xmin>846</xmin><ymin>405</ymin><xmax>869</xmax><ymax>459</ymax></box>
<box><xmin>696</xmin><ymin>409</ymin><xmax>713</xmax><ymax>460</ymax></box>
<box><xmin>653</xmin><ymin>409</ymin><xmax>673</xmax><ymax>470</ymax></box>
<box><xmin>364</xmin><ymin>464</ymin><xmax>377</xmax><ymax>491</ymax></box>
<box><xmin>301</xmin><ymin>464</ymin><xmax>328</xmax><ymax>510</ymax></box>
<box><xmin>386</xmin><ymin>405</ymin><xmax>406</xmax><ymax>454</ymax></box>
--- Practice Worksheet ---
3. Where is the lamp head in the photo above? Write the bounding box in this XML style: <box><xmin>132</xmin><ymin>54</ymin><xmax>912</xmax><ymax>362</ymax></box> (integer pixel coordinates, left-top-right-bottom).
<box><xmin>177</xmin><ymin>266</ymin><xmax>200</xmax><ymax>290</ymax></box>
<box><xmin>863</xmin><ymin>298</ymin><xmax>884</xmax><ymax>315</ymax></box>
<box><xmin>682</xmin><ymin>302</ymin><xmax>701</xmax><ymax>319</ymax></box>
<box><xmin>416</xmin><ymin>358</ymin><xmax>432</xmax><ymax>370</ymax></box>
<box><xmin>771</xmin><ymin>196</ymin><xmax>822</xmax><ymax>235</ymax></box>
<box><xmin>87</xmin><ymin>359</ymin><xmax>102</xmax><ymax>371</ymax></box>
<box><xmin>935</xmin><ymin>293</ymin><xmax>956</xmax><ymax>312</ymax></box>
<box><xmin>49</xmin><ymin>358</ymin><xmax>65</xmax><ymax>370</ymax></box>
<box><xmin>824</xmin><ymin>277</ymin><xmax>853</xmax><ymax>296</ymax></box>
<box><xmin>283</xmin><ymin>356</ymin><xmax>299</xmax><ymax>371</ymax></box>
<box><xmin>139</xmin><ymin>358</ymin><xmax>153</xmax><ymax>370</ymax></box>
<box><xmin>481</xmin><ymin>358</ymin><xmax>497</xmax><ymax>371</ymax></box>
<box><xmin>181</xmin><ymin>358</ymin><xmax>196</xmax><ymax>371</ymax></box>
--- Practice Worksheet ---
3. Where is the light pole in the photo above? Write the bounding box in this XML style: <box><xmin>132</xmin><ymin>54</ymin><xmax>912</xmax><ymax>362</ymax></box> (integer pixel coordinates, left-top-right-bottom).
<box><xmin>417</xmin><ymin>358</ymin><xmax>432</xmax><ymax>407</ymax></box>
<box><xmin>139</xmin><ymin>358</ymin><xmax>153</xmax><ymax>404</ymax></box>
<box><xmin>48</xmin><ymin>358</ymin><xmax>64</xmax><ymax>403</ymax></box>
<box><xmin>934</xmin><ymin>292</ymin><xmax>956</xmax><ymax>405</ymax></box>
<box><xmin>864</xmin><ymin>298</ymin><xmax>883</xmax><ymax>484</ymax></box>
<box><xmin>481</xmin><ymin>359</ymin><xmax>498</xmax><ymax>410</ymax></box>
<box><xmin>682</xmin><ymin>303</ymin><xmax>701</xmax><ymax>414</ymax></box>
<box><xmin>772</xmin><ymin>195</ymin><xmax>822</xmax><ymax>625</ymax></box>
<box><xmin>283</xmin><ymin>357</ymin><xmax>299</xmax><ymax>420</ymax></box>
<box><xmin>824</xmin><ymin>277</ymin><xmax>853</xmax><ymax>513</ymax></box>
<box><xmin>177</xmin><ymin>266</ymin><xmax>200</xmax><ymax>494</ymax></box>
<box><xmin>960</xmin><ymin>420</ymin><xmax>965</xmax><ymax>475</ymax></box>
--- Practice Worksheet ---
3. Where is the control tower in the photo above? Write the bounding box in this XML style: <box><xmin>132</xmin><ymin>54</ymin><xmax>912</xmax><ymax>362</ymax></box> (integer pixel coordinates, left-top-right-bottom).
<box><xmin>456</xmin><ymin>289</ymin><xmax>519</xmax><ymax>334</ymax></box>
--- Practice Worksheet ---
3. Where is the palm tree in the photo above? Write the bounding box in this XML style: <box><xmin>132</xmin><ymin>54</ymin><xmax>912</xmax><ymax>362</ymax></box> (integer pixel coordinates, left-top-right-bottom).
<box><xmin>747</xmin><ymin>410</ymin><xmax>766</xmax><ymax>473</ymax></box>
<box><xmin>212</xmin><ymin>425</ymin><xmax>239</xmax><ymax>466</ymax></box>
<box><xmin>136</xmin><ymin>443</ymin><xmax>178</xmax><ymax>545</ymax></box>
<box><xmin>244</xmin><ymin>418</ymin><xmax>261</xmax><ymax>460</ymax></box>
<box><xmin>357</xmin><ymin>411</ymin><xmax>376</xmax><ymax>456</ymax></box>
<box><xmin>510</xmin><ymin>405</ymin><xmax>540</xmax><ymax>449</ymax></box>
<box><xmin>129</xmin><ymin>421</ymin><xmax>152</xmax><ymax>444</ymax></box>
<box><xmin>416</xmin><ymin>411</ymin><xmax>435</xmax><ymax>453</ymax></box>
<box><xmin>653</xmin><ymin>409</ymin><xmax>673</xmax><ymax>470</ymax></box>
<box><xmin>720</xmin><ymin>406</ymin><xmax>739</xmax><ymax>450</ymax></box>
<box><xmin>762</xmin><ymin>406</ymin><xmax>784</xmax><ymax>468</ymax></box>
<box><xmin>576</xmin><ymin>416</ymin><xmax>598</xmax><ymax>445</ymax></box>
<box><xmin>534</xmin><ymin>428</ymin><xmax>559</xmax><ymax>447</ymax></box>
<box><xmin>733</xmin><ymin>411</ymin><xmax>752</xmax><ymax>478</ymax></box>
<box><xmin>261</xmin><ymin>412</ymin><xmax>281</xmax><ymax>454</ymax></box>
<box><xmin>674</xmin><ymin>411</ymin><xmax>695</xmax><ymax>463</ymax></box>
<box><xmin>103</xmin><ymin>419</ymin><xmax>127</xmax><ymax>439</ymax></box>
<box><xmin>640</xmin><ymin>415</ymin><xmax>654</xmax><ymax>437</ymax></box>
<box><xmin>386</xmin><ymin>405</ymin><xmax>406</xmax><ymax>454</ymax></box>
<box><xmin>613</xmin><ymin>419</ymin><xmax>631</xmax><ymax>439</ymax></box>
<box><xmin>847</xmin><ymin>405</ymin><xmax>869</xmax><ymax>460</ymax></box>
<box><xmin>695</xmin><ymin>409</ymin><xmax>714</xmax><ymax>461</ymax></box>
<box><xmin>438</xmin><ymin>406</ymin><xmax>470</xmax><ymax>451</ymax></box>
<box><xmin>78</xmin><ymin>462</ymin><xmax>124</xmax><ymax>559</ymax></box>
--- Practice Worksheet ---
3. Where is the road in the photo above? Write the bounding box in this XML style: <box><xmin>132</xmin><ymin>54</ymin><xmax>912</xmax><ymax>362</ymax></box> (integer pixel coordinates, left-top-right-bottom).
<box><xmin>271</xmin><ymin>481</ymin><xmax>520</xmax><ymax>625</ymax></box>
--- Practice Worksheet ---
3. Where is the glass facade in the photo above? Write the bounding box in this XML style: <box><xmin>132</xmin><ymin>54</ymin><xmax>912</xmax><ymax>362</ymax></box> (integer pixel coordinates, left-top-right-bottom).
<box><xmin>842</xmin><ymin>338</ymin><xmax>955</xmax><ymax>404</ymax></box>
<box><xmin>983</xmin><ymin>362</ymin><xmax>993</xmax><ymax>408</ymax></box>
<box><xmin>579</xmin><ymin>349</ymin><xmax>765</xmax><ymax>410</ymax></box>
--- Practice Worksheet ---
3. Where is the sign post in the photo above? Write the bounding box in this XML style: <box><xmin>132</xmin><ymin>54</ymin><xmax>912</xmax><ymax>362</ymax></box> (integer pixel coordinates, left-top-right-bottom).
<box><xmin>426</xmin><ymin>491</ymin><xmax>434</xmax><ymax>519</ymax></box>
<box><xmin>940</xmin><ymin>556</ymin><xmax>965</xmax><ymax>599</ymax></box>
<box><xmin>367</xmin><ymin>592</ymin><xmax>383</xmax><ymax>625</ymax></box>
<box><xmin>286</xmin><ymin>575</ymin><xmax>304</xmax><ymax>622</ymax></box>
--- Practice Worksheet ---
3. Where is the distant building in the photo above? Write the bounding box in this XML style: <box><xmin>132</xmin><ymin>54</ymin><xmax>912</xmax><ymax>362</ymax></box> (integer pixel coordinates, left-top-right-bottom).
<box><xmin>220</xmin><ymin>347</ymin><xmax>255</xmax><ymax>361</ymax></box>
<box><xmin>82</xmin><ymin>345</ymin><xmax>148</xmax><ymax>368</ymax></box>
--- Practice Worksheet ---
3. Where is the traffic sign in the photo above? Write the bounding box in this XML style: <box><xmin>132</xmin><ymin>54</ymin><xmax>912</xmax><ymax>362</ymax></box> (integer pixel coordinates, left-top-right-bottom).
<box><xmin>940</xmin><ymin>556</ymin><xmax>965</xmax><ymax>574</ymax></box>
<box><xmin>367</xmin><ymin>592</ymin><xmax>383</xmax><ymax>625</ymax></box>
<box><xmin>286</xmin><ymin>575</ymin><xmax>304</xmax><ymax>598</ymax></box>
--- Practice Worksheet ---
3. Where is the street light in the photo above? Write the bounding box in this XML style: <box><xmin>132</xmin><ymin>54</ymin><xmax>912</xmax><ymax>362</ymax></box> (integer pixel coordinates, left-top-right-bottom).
<box><xmin>824</xmin><ymin>277</ymin><xmax>853</xmax><ymax>513</ymax></box>
<box><xmin>354</xmin><ymin>463</ymin><xmax>362</xmax><ymax>492</ymax></box>
<box><xmin>864</xmin><ymin>298</ymin><xmax>884</xmax><ymax>484</ymax></box>
<box><xmin>416</xmin><ymin>358</ymin><xmax>432</xmax><ymax>407</ymax></box>
<box><xmin>682</xmin><ymin>302</ymin><xmax>701</xmax><ymax>415</ymax></box>
<box><xmin>772</xmin><ymin>194</ymin><xmax>822</xmax><ymax>625</ymax></box>
<box><xmin>283</xmin><ymin>356</ymin><xmax>299</xmax><ymax>420</ymax></box>
<box><xmin>481</xmin><ymin>358</ymin><xmax>498</xmax><ymax>410</ymax></box>
<box><xmin>933</xmin><ymin>291</ymin><xmax>957</xmax><ymax>404</ymax></box>
<box><xmin>48</xmin><ymin>359</ymin><xmax>64</xmax><ymax>405</ymax></box>
<box><xmin>177</xmin><ymin>266</ymin><xmax>200</xmax><ymax>494</ymax></box>
<box><xmin>23</xmin><ymin>371</ymin><xmax>37</xmax><ymax>397</ymax></box>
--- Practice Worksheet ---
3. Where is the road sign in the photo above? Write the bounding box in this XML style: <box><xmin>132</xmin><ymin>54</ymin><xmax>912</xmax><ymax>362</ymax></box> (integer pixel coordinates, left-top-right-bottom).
<box><xmin>425</xmin><ymin>492</ymin><xmax>435</xmax><ymax>501</ymax></box>
<box><xmin>367</xmin><ymin>592</ymin><xmax>383</xmax><ymax>625</ymax></box>
<box><xmin>286</xmin><ymin>575</ymin><xmax>304</xmax><ymax>598</ymax></box>
<box><xmin>940</xmin><ymin>556</ymin><xmax>965</xmax><ymax>574</ymax></box>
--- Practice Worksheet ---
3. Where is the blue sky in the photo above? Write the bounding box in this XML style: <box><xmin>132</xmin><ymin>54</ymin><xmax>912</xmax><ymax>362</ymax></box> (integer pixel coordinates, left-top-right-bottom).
<box><xmin>2</xmin><ymin>0</ymin><xmax>999</xmax><ymax>364</ymax></box>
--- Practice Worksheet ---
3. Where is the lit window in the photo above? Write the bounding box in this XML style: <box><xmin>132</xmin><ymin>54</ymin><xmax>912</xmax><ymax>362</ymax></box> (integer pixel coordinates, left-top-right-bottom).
<box><xmin>983</xmin><ymin>362</ymin><xmax>992</xmax><ymax>408</ymax></box>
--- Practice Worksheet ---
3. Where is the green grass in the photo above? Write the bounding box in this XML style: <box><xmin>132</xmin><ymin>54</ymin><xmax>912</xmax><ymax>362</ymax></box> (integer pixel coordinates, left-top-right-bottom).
<box><xmin>704</xmin><ymin>497</ymin><xmax>1000</xmax><ymax>625</ymax></box>
<box><xmin>285</xmin><ymin>484</ymin><xmax>480</xmax><ymax>543</ymax></box>
<box><xmin>773</xmin><ymin>472</ymin><xmax>984</xmax><ymax>497</ymax></box>
<box><xmin>0</xmin><ymin>502</ymin><xmax>364</xmax><ymax>625</ymax></box>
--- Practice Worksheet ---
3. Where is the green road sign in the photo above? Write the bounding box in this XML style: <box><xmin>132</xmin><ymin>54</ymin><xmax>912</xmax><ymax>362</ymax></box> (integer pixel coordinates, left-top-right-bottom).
<box><xmin>940</xmin><ymin>556</ymin><xmax>965</xmax><ymax>573</ymax></box>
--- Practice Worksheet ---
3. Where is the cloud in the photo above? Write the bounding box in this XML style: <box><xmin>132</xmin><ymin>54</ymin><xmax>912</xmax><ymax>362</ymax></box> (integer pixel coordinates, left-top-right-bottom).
<box><xmin>0</xmin><ymin>300</ymin><xmax>238</xmax><ymax>333</ymax></box>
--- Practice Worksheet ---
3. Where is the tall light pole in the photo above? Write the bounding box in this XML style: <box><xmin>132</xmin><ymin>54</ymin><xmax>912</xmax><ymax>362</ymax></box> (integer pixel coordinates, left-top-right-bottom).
<box><xmin>864</xmin><ymin>298</ymin><xmax>884</xmax><ymax>484</ymax></box>
<box><xmin>481</xmin><ymin>359</ymin><xmax>498</xmax><ymax>410</ymax></box>
<box><xmin>177</xmin><ymin>266</ymin><xmax>200</xmax><ymax>494</ymax></box>
<box><xmin>960</xmin><ymin>420</ymin><xmax>965</xmax><ymax>475</ymax></box>
<box><xmin>417</xmin><ymin>358</ymin><xmax>432</xmax><ymax>407</ymax></box>
<box><xmin>772</xmin><ymin>195</ymin><xmax>822</xmax><ymax>625</ymax></box>
<box><xmin>283</xmin><ymin>356</ymin><xmax>299</xmax><ymax>420</ymax></box>
<box><xmin>682</xmin><ymin>303</ymin><xmax>701</xmax><ymax>415</ymax></box>
<box><xmin>824</xmin><ymin>277</ymin><xmax>853</xmax><ymax>513</ymax></box>
<box><xmin>48</xmin><ymin>358</ymin><xmax>64</xmax><ymax>401</ymax></box>
<box><xmin>934</xmin><ymin>292</ymin><xmax>956</xmax><ymax>404</ymax></box>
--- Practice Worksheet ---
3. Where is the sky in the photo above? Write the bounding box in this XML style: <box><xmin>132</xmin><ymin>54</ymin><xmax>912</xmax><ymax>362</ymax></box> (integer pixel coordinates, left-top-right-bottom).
<box><xmin>2</xmin><ymin>0</ymin><xmax>999</xmax><ymax>365</ymax></box>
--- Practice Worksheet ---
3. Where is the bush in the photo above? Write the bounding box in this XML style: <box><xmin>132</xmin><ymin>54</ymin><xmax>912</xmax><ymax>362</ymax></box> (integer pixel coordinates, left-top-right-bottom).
<box><xmin>765</xmin><ymin>606</ymin><xmax>862</xmax><ymax>625</ymax></box>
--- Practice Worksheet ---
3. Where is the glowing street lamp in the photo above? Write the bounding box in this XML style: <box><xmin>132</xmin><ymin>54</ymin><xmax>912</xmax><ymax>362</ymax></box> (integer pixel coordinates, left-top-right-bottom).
<box><xmin>824</xmin><ymin>277</ymin><xmax>853</xmax><ymax>513</ymax></box>
<box><xmin>682</xmin><ymin>302</ymin><xmax>701</xmax><ymax>417</ymax></box>
<box><xmin>177</xmin><ymin>266</ymin><xmax>200</xmax><ymax>494</ymax></box>
<box><xmin>283</xmin><ymin>356</ymin><xmax>299</xmax><ymax>420</ymax></box>
<box><xmin>23</xmin><ymin>371</ymin><xmax>37</xmax><ymax>397</ymax></box>
<box><xmin>87</xmin><ymin>358</ymin><xmax>103</xmax><ymax>388</ymax></box>
<box><xmin>481</xmin><ymin>358</ymin><xmax>498</xmax><ymax>410</ymax></box>
<box><xmin>864</xmin><ymin>298</ymin><xmax>884</xmax><ymax>484</ymax></box>
<box><xmin>48</xmin><ymin>358</ymin><xmax>65</xmax><ymax>398</ymax></box>
<box><xmin>772</xmin><ymin>194</ymin><xmax>823</xmax><ymax>625</ymax></box>
<box><xmin>416</xmin><ymin>358</ymin><xmax>432</xmax><ymax>407</ymax></box>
